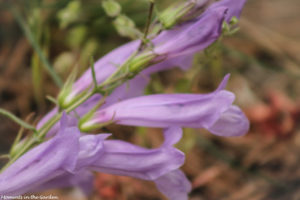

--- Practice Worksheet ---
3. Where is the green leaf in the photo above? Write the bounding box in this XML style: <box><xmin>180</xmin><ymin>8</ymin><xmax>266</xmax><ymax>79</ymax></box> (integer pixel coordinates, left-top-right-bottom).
<box><xmin>11</xmin><ymin>6</ymin><xmax>63</xmax><ymax>88</ymax></box>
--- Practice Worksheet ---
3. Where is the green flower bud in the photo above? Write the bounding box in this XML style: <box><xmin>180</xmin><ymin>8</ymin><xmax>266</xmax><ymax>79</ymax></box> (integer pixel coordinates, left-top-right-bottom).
<box><xmin>128</xmin><ymin>51</ymin><xmax>157</xmax><ymax>74</ymax></box>
<box><xmin>159</xmin><ymin>2</ymin><xmax>195</xmax><ymax>29</ymax></box>
<box><xmin>102</xmin><ymin>0</ymin><xmax>122</xmax><ymax>17</ymax></box>
<box><xmin>57</xmin><ymin>68</ymin><xmax>78</xmax><ymax>109</ymax></box>
<box><xmin>113</xmin><ymin>15</ymin><xmax>141</xmax><ymax>39</ymax></box>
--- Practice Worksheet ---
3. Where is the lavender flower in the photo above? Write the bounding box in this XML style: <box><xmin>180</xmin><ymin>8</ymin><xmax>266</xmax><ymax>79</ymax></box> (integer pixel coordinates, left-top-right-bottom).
<box><xmin>209</xmin><ymin>0</ymin><xmax>247</xmax><ymax>22</ymax></box>
<box><xmin>151</xmin><ymin>6</ymin><xmax>227</xmax><ymax>58</ymax></box>
<box><xmin>37</xmin><ymin>0</ymin><xmax>247</xmax><ymax>137</ymax></box>
<box><xmin>36</xmin><ymin>53</ymin><xmax>191</xmax><ymax>137</ymax></box>
<box><xmin>155</xmin><ymin>169</ymin><xmax>191</xmax><ymax>200</ymax></box>
<box><xmin>60</xmin><ymin>0</ymin><xmax>246</xmax><ymax>106</ymax></box>
<box><xmin>0</xmin><ymin>116</ymin><xmax>188</xmax><ymax>199</ymax></box>
<box><xmin>63</xmin><ymin>0</ymin><xmax>246</xmax><ymax>103</ymax></box>
<box><xmin>148</xmin><ymin>0</ymin><xmax>247</xmax><ymax>60</ymax></box>
<box><xmin>79</xmin><ymin>75</ymin><xmax>249</xmax><ymax>137</ymax></box>
<box><xmin>89</xmin><ymin>127</ymin><xmax>185</xmax><ymax>181</ymax></box>
<box><xmin>0</xmin><ymin>115</ymin><xmax>80</xmax><ymax>195</ymax></box>
<box><xmin>1</xmin><ymin>1</ymin><xmax>250</xmax><ymax>199</ymax></box>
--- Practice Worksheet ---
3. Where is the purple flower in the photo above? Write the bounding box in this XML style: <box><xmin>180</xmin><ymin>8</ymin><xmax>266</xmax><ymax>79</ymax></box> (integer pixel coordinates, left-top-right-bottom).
<box><xmin>89</xmin><ymin>127</ymin><xmax>185</xmax><ymax>181</ymax></box>
<box><xmin>152</xmin><ymin>0</ymin><xmax>247</xmax><ymax>59</ymax></box>
<box><xmin>0</xmin><ymin>115</ymin><xmax>80</xmax><ymax>195</ymax></box>
<box><xmin>79</xmin><ymin>74</ymin><xmax>249</xmax><ymax>137</ymax></box>
<box><xmin>155</xmin><ymin>169</ymin><xmax>191</xmax><ymax>200</ymax></box>
<box><xmin>209</xmin><ymin>0</ymin><xmax>247</xmax><ymax>22</ymax></box>
<box><xmin>37</xmin><ymin>0</ymin><xmax>247</xmax><ymax>137</ymax></box>
<box><xmin>64</xmin><ymin>40</ymin><xmax>140</xmax><ymax>105</ymax></box>
<box><xmin>36</xmin><ymin>54</ymin><xmax>191</xmax><ymax>137</ymax></box>
<box><xmin>152</xmin><ymin>6</ymin><xmax>227</xmax><ymax>58</ymax></box>
<box><xmin>0</xmin><ymin>116</ymin><xmax>188</xmax><ymax>199</ymax></box>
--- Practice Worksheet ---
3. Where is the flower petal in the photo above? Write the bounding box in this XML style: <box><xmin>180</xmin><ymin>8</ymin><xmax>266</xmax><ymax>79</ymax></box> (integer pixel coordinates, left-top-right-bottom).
<box><xmin>28</xmin><ymin>134</ymin><xmax>110</xmax><ymax>195</ymax></box>
<box><xmin>153</xmin><ymin>7</ymin><xmax>227</xmax><ymax>58</ymax></box>
<box><xmin>0</xmin><ymin>126</ymin><xmax>80</xmax><ymax>195</ymax></box>
<box><xmin>32</xmin><ymin>170</ymin><xmax>94</xmax><ymax>196</ymax></box>
<box><xmin>103</xmin><ymin>75</ymin><xmax>150</xmax><ymax>107</ymax></box>
<box><xmin>81</xmin><ymin>76</ymin><xmax>235</xmax><ymax>132</ymax></box>
<box><xmin>76</xmin><ymin>134</ymin><xmax>111</xmax><ymax>170</ymax></box>
<box><xmin>208</xmin><ymin>105</ymin><xmax>249</xmax><ymax>137</ymax></box>
<box><xmin>69</xmin><ymin>40</ymin><xmax>140</xmax><ymax>100</ymax></box>
<box><xmin>89</xmin><ymin>127</ymin><xmax>185</xmax><ymax>181</ymax></box>
<box><xmin>155</xmin><ymin>169</ymin><xmax>191</xmax><ymax>200</ymax></box>
<box><xmin>209</xmin><ymin>0</ymin><xmax>247</xmax><ymax>22</ymax></box>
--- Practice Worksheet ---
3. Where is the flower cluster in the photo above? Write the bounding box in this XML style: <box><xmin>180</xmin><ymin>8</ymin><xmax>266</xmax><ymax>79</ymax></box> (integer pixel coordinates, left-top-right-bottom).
<box><xmin>0</xmin><ymin>0</ymin><xmax>248</xmax><ymax>199</ymax></box>
<box><xmin>0</xmin><ymin>115</ymin><xmax>188</xmax><ymax>199</ymax></box>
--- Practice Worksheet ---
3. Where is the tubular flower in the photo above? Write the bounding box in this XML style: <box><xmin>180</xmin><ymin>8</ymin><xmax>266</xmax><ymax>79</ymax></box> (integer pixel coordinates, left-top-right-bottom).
<box><xmin>152</xmin><ymin>6</ymin><xmax>227</xmax><ymax>58</ymax></box>
<box><xmin>80</xmin><ymin>75</ymin><xmax>249</xmax><ymax>137</ymax></box>
<box><xmin>37</xmin><ymin>0</ymin><xmax>247</xmax><ymax>137</ymax></box>
<box><xmin>0</xmin><ymin>115</ymin><xmax>188</xmax><ymax>200</ymax></box>
<box><xmin>0</xmin><ymin>115</ymin><xmax>81</xmax><ymax>196</ymax></box>
<box><xmin>5</xmin><ymin>1</ymin><xmax>251</xmax><ymax>199</ymax></box>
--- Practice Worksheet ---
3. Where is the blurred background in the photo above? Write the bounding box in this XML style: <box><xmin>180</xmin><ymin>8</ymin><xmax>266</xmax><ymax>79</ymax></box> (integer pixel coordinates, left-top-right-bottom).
<box><xmin>0</xmin><ymin>0</ymin><xmax>300</xmax><ymax>199</ymax></box>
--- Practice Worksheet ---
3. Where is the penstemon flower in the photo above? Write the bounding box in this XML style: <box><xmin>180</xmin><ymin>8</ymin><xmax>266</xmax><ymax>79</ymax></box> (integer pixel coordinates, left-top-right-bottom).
<box><xmin>79</xmin><ymin>74</ymin><xmax>249</xmax><ymax>137</ymax></box>
<box><xmin>37</xmin><ymin>0</ymin><xmax>247</xmax><ymax>137</ymax></box>
<box><xmin>0</xmin><ymin>115</ymin><xmax>188</xmax><ymax>199</ymax></box>
<box><xmin>0</xmin><ymin>0</ymin><xmax>249</xmax><ymax>199</ymax></box>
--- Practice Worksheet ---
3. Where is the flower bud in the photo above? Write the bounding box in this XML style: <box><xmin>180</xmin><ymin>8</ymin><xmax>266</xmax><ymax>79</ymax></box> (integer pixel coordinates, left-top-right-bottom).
<box><xmin>57</xmin><ymin>68</ymin><xmax>79</xmax><ymax>109</ymax></box>
<box><xmin>102</xmin><ymin>0</ymin><xmax>121</xmax><ymax>17</ymax></box>
<box><xmin>113</xmin><ymin>15</ymin><xmax>140</xmax><ymax>39</ymax></box>
<box><xmin>159</xmin><ymin>0</ymin><xmax>208</xmax><ymax>29</ymax></box>
<box><xmin>128</xmin><ymin>51</ymin><xmax>157</xmax><ymax>74</ymax></box>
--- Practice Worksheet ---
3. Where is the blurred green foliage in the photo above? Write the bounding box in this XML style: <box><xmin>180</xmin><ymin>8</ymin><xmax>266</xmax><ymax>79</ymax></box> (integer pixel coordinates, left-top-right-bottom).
<box><xmin>102</xmin><ymin>0</ymin><xmax>121</xmax><ymax>17</ymax></box>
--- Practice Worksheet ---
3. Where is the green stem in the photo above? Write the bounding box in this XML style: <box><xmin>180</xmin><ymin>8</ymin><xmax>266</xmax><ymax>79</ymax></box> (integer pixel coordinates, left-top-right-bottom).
<box><xmin>90</xmin><ymin>57</ymin><xmax>98</xmax><ymax>88</ymax></box>
<box><xmin>139</xmin><ymin>0</ymin><xmax>155</xmax><ymax>50</ymax></box>
<box><xmin>100</xmin><ymin>51</ymin><xmax>138</xmax><ymax>87</ymax></box>
<box><xmin>0</xmin><ymin>109</ymin><xmax>37</xmax><ymax>132</ymax></box>
<box><xmin>10</xmin><ymin>5</ymin><xmax>63</xmax><ymax>88</ymax></box>
<box><xmin>10</xmin><ymin>127</ymin><xmax>25</xmax><ymax>153</ymax></box>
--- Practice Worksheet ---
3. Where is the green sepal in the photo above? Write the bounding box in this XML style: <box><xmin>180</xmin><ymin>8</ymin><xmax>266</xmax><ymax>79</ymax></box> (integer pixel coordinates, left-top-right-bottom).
<box><xmin>159</xmin><ymin>2</ymin><xmax>195</xmax><ymax>29</ymax></box>
<box><xmin>78</xmin><ymin>97</ymin><xmax>114</xmax><ymax>132</ymax></box>
<box><xmin>57</xmin><ymin>67</ymin><xmax>78</xmax><ymax>109</ymax></box>
<box><xmin>128</xmin><ymin>51</ymin><xmax>157</xmax><ymax>74</ymax></box>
